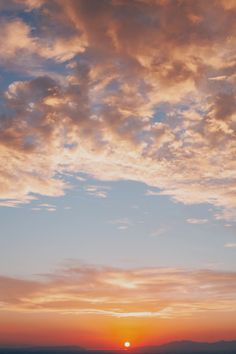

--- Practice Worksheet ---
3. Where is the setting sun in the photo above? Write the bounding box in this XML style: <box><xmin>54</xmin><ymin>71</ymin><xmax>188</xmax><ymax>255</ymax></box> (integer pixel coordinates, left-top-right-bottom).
<box><xmin>124</xmin><ymin>342</ymin><xmax>131</xmax><ymax>348</ymax></box>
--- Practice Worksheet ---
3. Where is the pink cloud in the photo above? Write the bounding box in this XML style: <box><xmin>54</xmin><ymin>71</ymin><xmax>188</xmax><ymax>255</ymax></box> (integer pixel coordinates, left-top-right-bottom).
<box><xmin>0</xmin><ymin>0</ymin><xmax>236</xmax><ymax>221</ymax></box>
<box><xmin>0</xmin><ymin>263</ymin><xmax>236</xmax><ymax>318</ymax></box>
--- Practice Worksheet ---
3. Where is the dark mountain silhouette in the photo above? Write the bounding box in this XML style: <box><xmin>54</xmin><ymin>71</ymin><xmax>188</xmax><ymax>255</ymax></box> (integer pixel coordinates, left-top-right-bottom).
<box><xmin>132</xmin><ymin>340</ymin><xmax>236</xmax><ymax>353</ymax></box>
<box><xmin>1</xmin><ymin>340</ymin><xmax>236</xmax><ymax>354</ymax></box>
<box><xmin>0</xmin><ymin>346</ymin><xmax>86</xmax><ymax>354</ymax></box>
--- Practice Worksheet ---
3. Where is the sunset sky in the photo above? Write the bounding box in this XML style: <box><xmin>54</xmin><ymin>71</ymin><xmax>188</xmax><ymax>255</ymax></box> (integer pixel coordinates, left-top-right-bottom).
<box><xmin>0</xmin><ymin>0</ymin><xmax>236</xmax><ymax>349</ymax></box>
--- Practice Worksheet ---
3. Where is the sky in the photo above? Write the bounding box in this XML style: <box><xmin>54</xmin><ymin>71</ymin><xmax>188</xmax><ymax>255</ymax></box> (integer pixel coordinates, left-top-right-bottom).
<box><xmin>0</xmin><ymin>0</ymin><xmax>236</xmax><ymax>350</ymax></box>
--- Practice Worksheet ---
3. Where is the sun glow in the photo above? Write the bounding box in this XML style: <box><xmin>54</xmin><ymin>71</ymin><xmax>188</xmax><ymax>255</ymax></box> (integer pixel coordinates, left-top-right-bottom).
<box><xmin>124</xmin><ymin>341</ymin><xmax>131</xmax><ymax>348</ymax></box>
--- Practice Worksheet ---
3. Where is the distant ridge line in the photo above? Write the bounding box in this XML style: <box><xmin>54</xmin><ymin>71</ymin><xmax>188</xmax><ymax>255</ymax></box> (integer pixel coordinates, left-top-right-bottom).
<box><xmin>1</xmin><ymin>340</ymin><xmax>236</xmax><ymax>354</ymax></box>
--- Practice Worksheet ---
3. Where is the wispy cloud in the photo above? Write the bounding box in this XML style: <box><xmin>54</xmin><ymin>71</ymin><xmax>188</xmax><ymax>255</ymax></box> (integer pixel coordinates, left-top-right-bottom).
<box><xmin>38</xmin><ymin>203</ymin><xmax>56</xmax><ymax>212</ymax></box>
<box><xmin>145</xmin><ymin>190</ymin><xmax>161</xmax><ymax>197</ymax></box>
<box><xmin>84</xmin><ymin>185</ymin><xmax>110</xmax><ymax>199</ymax></box>
<box><xmin>109</xmin><ymin>218</ymin><xmax>132</xmax><ymax>230</ymax></box>
<box><xmin>150</xmin><ymin>227</ymin><xmax>167</xmax><ymax>237</ymax></box>
<box><xmin>224</xmin><ymin>243</ymin><xmax>236</xmax><ymax>248</ymax></box>
<box><xmin>186</xmin><ymin>218</ymin><xmax>208</xmax><ymax>225</ymax></box>
<box><xmin>0</xmin><ymin>263</ymin><xmax>236</xmax><ymax>318</ymax></box>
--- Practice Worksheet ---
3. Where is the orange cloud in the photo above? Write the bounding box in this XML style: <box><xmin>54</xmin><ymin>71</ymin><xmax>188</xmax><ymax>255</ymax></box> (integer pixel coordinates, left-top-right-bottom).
<box><xmin>1</xmin><ymin>264</ymin><xmax>236</xmax><ymax>319</ymax></box>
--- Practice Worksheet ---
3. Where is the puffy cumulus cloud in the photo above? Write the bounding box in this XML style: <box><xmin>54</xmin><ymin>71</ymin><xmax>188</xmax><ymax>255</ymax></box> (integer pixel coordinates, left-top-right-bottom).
<box><xmin>0</xmin><ymin>0</ymin><xmax>236</xmax><ymax>220</ymax></box>
<box><xmin>0</xmin><ymin>76</ymin><xmax>70</xmax><ymax>204</ymax></box>
<box><xmin>0</xmin><ymin>18</ymin><xmax>34</xmax><ymax>62</ymax></box>
<box><xmin>0</xmin><ymin>4</ymin><xmax>86</xmax><ymax>69</ymax></box>
<box><xmin>14</xmin><ymin>0</ymin><xmax>45</xmax><ymax>10</ymax></box>
<box><xmin>1</xmin><ymin>263</ymin><xmax>236</xmax><ymax>318</ymax></box>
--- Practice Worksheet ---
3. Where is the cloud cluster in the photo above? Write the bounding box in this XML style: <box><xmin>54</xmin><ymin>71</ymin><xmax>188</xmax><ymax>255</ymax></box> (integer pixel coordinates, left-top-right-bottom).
<box><xmin>1</xmin><ymin>0</ymin><xmax>236</xmax><ymax>219</ymax></box>
<box><xmin>1</xmin><ymin>263</ymin><xmax>236</xmax><ymax>318</ymax></box>
<box><xmin>84</xmin><ymin>185</ymin><xmax>110</xmax><ymax>199</ymax></box>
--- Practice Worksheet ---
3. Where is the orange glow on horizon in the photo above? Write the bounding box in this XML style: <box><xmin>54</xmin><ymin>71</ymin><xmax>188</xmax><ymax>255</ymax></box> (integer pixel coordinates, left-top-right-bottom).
<box><xmin>1</xmin><ymin>310</ymin><xmax>236</xmax><ymax>349</ymax></box>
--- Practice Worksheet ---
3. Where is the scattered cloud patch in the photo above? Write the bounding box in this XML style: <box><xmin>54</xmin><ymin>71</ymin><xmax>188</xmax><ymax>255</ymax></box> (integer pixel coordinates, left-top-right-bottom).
<box><xmin>150</xmin><ymin>227</ymin><xmax>167</xmax><ymax>237</ymax></box>
<box><xmin>84</xmin><ymin>185</ymin><xmax>110</xmax><ymax>199</ymax></box>
<box><xmin>224</xmin><ymin>243</ymin><xmax>236</xmax><ymax>248</ymax></box>
<box><xmin>215</xmin><ymin>209</ymin><xmax>236</xmax><ymax>222</ymax></box>
<box><xmin>187</xmin><ymin>218</ymin><xmax>208</xmax><ymax>225</ymax></box>
<box><xmin>109</xmin><ymin>218</ymin><xmax>132</xmax><ymax>231</ymax></box>
<box><xmin>39</xmin><ymin>203</ymin><xmax>56</xmax><ymax>211</ymax></box>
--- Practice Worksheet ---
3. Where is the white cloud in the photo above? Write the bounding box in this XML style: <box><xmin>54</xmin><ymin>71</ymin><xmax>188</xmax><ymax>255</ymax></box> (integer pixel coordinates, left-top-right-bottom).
<box><xmin>145</xmin><ymin>189</ymin><xmax>161</xmax><ymax>197</ymax></box>
<box><xmin>84</xmin><ymin>185</ymin><xmax>110</xmax><ymax>199</ymax></box>
<box><xmin>224</xmin><ymin>243</ymin><xmax>236</xmax><ymax>248</ymax></box>
<box><xmin>186</xmin><ymin>218</ymin><xmax>208</xmax><ymax>224</ymax></box>
<box><xmin>109</xmin><ymin>218</ymin><xmax>132</xmax><ymax>230</ymax></box>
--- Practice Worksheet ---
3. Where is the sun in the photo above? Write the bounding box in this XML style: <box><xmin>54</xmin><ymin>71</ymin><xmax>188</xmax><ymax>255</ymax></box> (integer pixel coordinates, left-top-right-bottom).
<box><xmin>124</xmin><ymin>341</ymin><xmax>131</xmax><ymax>349</ymax></box>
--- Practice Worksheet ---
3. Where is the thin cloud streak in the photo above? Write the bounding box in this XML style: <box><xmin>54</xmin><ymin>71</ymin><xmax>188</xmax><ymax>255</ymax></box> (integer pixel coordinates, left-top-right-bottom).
<box><xmin>187</xmin><ymin>218</ymin><xmax>208</xmax><ymax>225</ymax></box>
<box><xmin>224</xmin><ymin>243</ymin><xmax>236</xmax><ymax>248</ymax></box>
<box><xmin>1</xmin><ymin>263</ymin><xmax>236</xmax><ymax>318</ymax></box>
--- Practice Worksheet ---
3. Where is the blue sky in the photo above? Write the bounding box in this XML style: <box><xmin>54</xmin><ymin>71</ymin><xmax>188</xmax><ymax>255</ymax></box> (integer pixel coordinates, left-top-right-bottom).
<box><xmin>1</xmin><ymin>176</ymin><xmax>235</xmax><ymax>277</ymax></box>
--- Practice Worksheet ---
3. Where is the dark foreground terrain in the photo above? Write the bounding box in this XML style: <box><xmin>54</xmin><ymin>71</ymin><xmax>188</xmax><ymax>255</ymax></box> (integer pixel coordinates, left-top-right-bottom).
<box><xmin>1</xmin><ymin>340</ymin><xmax>236</xmax><ymax>354</ymax></box>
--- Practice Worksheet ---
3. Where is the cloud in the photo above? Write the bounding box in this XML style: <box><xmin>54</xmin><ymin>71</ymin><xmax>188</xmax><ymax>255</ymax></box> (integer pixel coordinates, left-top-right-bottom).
<box><xmin>0</xmin><ymin>263</ymin><xmax>236</xmax><ymax>318</ymax></box>
<box><xmin>224</xmin><ymin>243</ymin><xmax>236</xmax><ymax>248</ymax></box>
<box><xmin>36</xmin><ymin>203</ymin><xmax>57</xmax><ymax>211</ymax></box>
<box><xmin>109</xmin><ymin>218</ymin><xmax>132</xmax><ymax>230</ymax></box>
<box><xmin>150</xmin><ymin>227</ymin><xmax>167</xmax><ymax>237</ymax></box>
<box><xmin>0</xmin><ymin>18</ymin><xmax>34</xmax><ymax>61</ymax></box>
<box><xmin>1</xmin><ymin>1</ymin><xmax>236</xmax><ymax>220</ymax></box>
<box><xmin>15</xmin><ymin>0</ymin><xmax>45</xmax><ymax>10</ymax></box>
<box><xmin>186</xmin><ymin>218</ymin><xmax>208</xmax><ymax>225</ymax></box>
<box><xmin>214</xmin><ymin>209</ymin><xmax>236</xmax><ymax>222</ymax></box>
<box><xmin>145</xmin><ymin>190</ymin><xmax>161</xmax><ymax>197</ymax></box>
<box><xmin>0</xmin><ymin>8</ymin><xmax>86</xmax><ymax>73</ymax></box>
<box><xmin>84</xmin><ymin>185</ymin><xmax>110</xmax><ymax>199</ymax></box>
